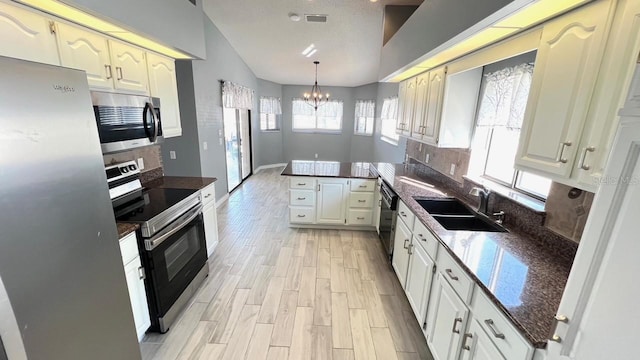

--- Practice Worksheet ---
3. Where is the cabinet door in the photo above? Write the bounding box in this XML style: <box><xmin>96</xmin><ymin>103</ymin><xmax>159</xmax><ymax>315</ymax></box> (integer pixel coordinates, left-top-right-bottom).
<box><xmin>515</xmin><ymin>1</ymin><xmax>610</xmax><ymax>178</ymax></box>
<box><xmin>411</xmin><ymin>72</ymin><xmax>430</xmax><ymax>140</ymax></box>
<box><xmin>0</xmin><ymin>2</ymin><xmax>59</xmax><ymax>65</ymax></box>
<box><xmin>422</xmin><ymin>67</ymin><xmax>446</xmax><ymax>146</ymax></box>
<box><xmin>396</xmin><ymin>80</ymin><xmax>408</xmax><ymax>134</ymax></box>
<box><xmin>56</xmin><ymin>22</ymin><xmax>114</xmax><ymax>91</ymax></box>
<box><xmin>398</xmin><ymin>77</ymin><xmax>417</xmax><ymax>136</ymax></box>
<box><xmin>316</xmin><ymin>179</ymin><xmax>347</xmax><ymax>224</ymax></box>
<box><xmin>202</xmin><ymin>202</ymin><xmax>218</xmax><ymax>257</ymax></box>
<box><xmin>459</xmin><ymin>320</ymin><xmax>506</xmax><ymax>360</ymax></box>
<box><xmin>123</xmin><ymin>256</ymin><xmax>150</xmax><ymax>341</ymax></box>
<box><xmin>109</xmin><ymin>41</ymin><xmax>149</xmax><ymax>94</ymax></box>
<box><xmin>405</xmin><ymin>238</ymin><xmax>435</xmax><ymax>325</ymax></box>
<box><xmin>427</xmin><ymin>273</ymin><xmax>469</xmax><ymax>360</ymax></box>
<box><xmin>392</xmin><ymin>218</ymin><xmax>412</xmax><ymax>288</ymax></box>
<box><xmin>147</xmin><ymin>52</ymin><xmax>182</xmax><ymax>138</ymax></box>
<box><xmin>374</xmin><ymin>178</ymin><xmax>382</xmax><ymax>234</ymax></box>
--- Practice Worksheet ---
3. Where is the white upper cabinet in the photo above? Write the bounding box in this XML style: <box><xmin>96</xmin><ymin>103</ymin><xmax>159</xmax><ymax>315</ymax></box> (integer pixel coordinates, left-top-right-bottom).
<box><xmin>422</xmin><ymin>67</ymin><xmax>446</xmax><ymax>145</ymax></box>
<box><xmin>147</xmin><ymin>53</ymin><xmax>181</xmax><ymax>138</ymax></box>
<box><xmin>109</xmin><ymin>40</ymin><xmax>150</xmax><ymax>94</ymax></box>
<box><xmin>515</xmin><ymin>0</ymin><xmax>613</xmax><ymax>178</ymax></box>
<box><xmin>0</xmin><ymin>2</ymin><xmax>59</xmax><ymax>66</ymax></box>
<box><xmin>397</xmin><ymin>77</ymin><xmax>417</xmax><ymax>137</ymax></box>
<box><xmin>56</xmin><ymin>22</ymin><xmax>114</xmax><ymax>91</ymax></box>
<box><xmin>411</xmin><ymin>72</ymin><xmax>430</xmax><ymax>140</ymax></box>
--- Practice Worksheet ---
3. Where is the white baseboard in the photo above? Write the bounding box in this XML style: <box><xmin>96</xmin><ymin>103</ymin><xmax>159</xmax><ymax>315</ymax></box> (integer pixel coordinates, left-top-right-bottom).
<box><xmin>215</xmin><ymin>193</ymin><xmax>229</xmax><ymax>208</ymax></box>
<box><xmin>255</xmin><ymin>163</ymin><xmax>287</xmax><ymax>173</ymax></box>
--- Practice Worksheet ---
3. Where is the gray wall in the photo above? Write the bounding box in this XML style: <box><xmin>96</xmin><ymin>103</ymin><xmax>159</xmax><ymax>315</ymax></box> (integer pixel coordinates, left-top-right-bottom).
<box><xmin>281</xmin><ymin>85</ymin><xmax>355</xmax><ymax>162</ymax></box>
<box><xmin>350</xmin><ymin>83</ymin><xmax>378</xmax><ymax>162</ymax></box>
<box><xmin>383</xmin><ymin>5</ymin><xmax>419</xmax><ymax>46</ymax></box>
<box><xmin>162</xmin><ymin>16</ymin><xmax>258</xmax><ymax>200</ymax></box>
<box><xmin>66</xmin><ymin>0</ymin><xmax>206</xmax><ymax>58</ymax></box>
<box><xmin>255</xmin><ymin>79</ymin><xmax>285</xmax><ymax>167</ymax></box>
<box><xmin>373</xmin><ymin>82</ymin><xmax>407</xmax><ymax>163</ymax></box>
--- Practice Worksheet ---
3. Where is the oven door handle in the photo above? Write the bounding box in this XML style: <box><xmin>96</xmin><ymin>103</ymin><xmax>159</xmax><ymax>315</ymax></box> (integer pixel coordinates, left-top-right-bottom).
<box><xmin>145</xmin><ymin>205</ymin><xmax>202</xmax><ymax>251</ymax></box>
<box><xmin>381</xmin><ymin>191</ymin><xmax>392</xmax><ymax>209</ymax></box>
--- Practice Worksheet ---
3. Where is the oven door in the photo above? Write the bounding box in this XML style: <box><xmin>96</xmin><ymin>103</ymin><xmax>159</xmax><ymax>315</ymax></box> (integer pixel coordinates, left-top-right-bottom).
<box><xmin>142</xmin><ymin>208</ymin><xmax>206</xmax><ymax>322</ymax></box>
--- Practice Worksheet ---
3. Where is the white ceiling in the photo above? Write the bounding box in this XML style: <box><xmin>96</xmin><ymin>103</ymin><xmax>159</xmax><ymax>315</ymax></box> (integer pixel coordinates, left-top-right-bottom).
<box><xmin>202</xmin><ymin>0</ymin><xmax>422</xmax><ymax>87</ymax></box>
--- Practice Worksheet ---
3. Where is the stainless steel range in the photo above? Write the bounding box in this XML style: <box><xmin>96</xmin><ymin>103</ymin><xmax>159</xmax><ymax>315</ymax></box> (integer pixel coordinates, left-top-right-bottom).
<box><xmin>106</xmin><ymin>161</ymin><xmax>208</xmax><ymax>333</ymax></box>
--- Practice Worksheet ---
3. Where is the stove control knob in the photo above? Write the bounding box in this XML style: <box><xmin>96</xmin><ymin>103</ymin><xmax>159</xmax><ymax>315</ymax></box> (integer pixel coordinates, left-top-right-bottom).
<box><xmin>120</xmin><ymin>167</ymin><xmax>129</xmax><ymax>173</ymax></box>
<box><xmin>129</xmin><ymin>165</ymin><xmax>137</xmax><ymax>171</ymax></box>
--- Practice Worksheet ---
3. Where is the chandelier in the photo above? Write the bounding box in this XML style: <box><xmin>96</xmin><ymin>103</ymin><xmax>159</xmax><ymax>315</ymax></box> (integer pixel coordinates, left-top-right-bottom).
<box><xmin>303</xmin><ymin>61</ymin><xmax>330</xmax><ymax>110</ymax></box>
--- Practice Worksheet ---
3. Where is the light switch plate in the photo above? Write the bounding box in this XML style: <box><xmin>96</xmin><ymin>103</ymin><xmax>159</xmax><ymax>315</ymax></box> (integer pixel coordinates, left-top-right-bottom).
<box><xmin>425</xmin><ymin>154</ymin><xmax>430</xmax><ymax>163</ymax></box>
<box><xmin>169</xmin><ymin>151</ymin><xmax>176</xmax><ymax>160</ymax></box>
<box><xmin>203</xmin><ymin>141</ymin><xmax>208</xmax><ymax>150</ymax></box>
<box><xmin>450</xmin><ymin>163</ymin><xmax>456</xmax><ymax>175</ymax></box>
<box><xmin>137</xmin><ymin>158</ymin><xmax>144</xmax><ymax>170</ymax></box>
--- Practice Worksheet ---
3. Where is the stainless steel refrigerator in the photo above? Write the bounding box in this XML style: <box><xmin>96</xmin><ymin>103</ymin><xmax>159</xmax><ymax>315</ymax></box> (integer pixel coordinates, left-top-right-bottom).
<box><xmin>0</xmin><ymin>57</ymin><xmax>141</xmax><ymax>360</ymax></box>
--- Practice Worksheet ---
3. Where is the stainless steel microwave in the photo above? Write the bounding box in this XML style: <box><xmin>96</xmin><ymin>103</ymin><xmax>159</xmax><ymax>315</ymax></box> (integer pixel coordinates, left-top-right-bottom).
<box><xmin>91</xmin><ymin>91</ymin><xmax>163</xmax><ymax>154</ymax></box>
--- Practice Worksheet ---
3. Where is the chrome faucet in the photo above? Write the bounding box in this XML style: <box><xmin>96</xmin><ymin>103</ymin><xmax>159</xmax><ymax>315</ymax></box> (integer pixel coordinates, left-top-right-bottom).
<box><xmin>469</xmin><ymin>186</ymin><xmax>491</xmax><ymax>215</ymax></box>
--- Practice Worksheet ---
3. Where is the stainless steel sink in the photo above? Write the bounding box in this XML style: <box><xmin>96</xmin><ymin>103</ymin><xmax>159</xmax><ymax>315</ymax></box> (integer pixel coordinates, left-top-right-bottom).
<box><xmin>413</xmin><ymin>197</ymin><xmax>474</xmax><ymax>215</ymax></box>
<box><xmin>413</xmin><ymin>197</ymin><xmax>506</xmax><ymax>232</ymax></box>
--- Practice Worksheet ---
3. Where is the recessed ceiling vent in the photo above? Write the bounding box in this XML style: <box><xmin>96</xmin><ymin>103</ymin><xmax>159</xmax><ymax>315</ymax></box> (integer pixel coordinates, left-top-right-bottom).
<box><xmin>305</xmin><ymin>14</ymin><xmax>328</xmax><ymax>23</ymax></box>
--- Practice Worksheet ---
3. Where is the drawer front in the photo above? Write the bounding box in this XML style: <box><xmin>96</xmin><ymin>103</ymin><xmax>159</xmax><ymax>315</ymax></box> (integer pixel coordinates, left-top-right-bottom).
<box><xmin>472</xmin><ymin>290</ymin><xmax>533</xmax><ymax>360</ymax></box>
<box><xmin>290</xmin><ymin>207</ymin><xmax>315</xmax><ymax>224</ymax></box>
<box><xmin>397</xmin><ymin>201</ymin><xmax>415</xmax><ymax>229</ymax></box>
<box><xmin>438</xmin><ymin>250</ymin><xmax>474</xmax><ymax>304</ymax></box>
<box><xmin>412</xmin><ymin>220</ymin><xmax>439</xmax><ymax>259</ymax></box>
<box><xmin>290</xmin><ymin>189</ymin><xmax>315</xmax><ymax>206</ymax></box>
<box><xmin>350</xmin><ymin>179</ymin><xmax>376</xmax><ymax>192</ymax></box>
<box><xmin>349</xmin><ymin>192</ymin><xmax>374</xmax><ymax>208</ymax></box>
<box><xmin>290</xmin><ymin>177</ymin><xmax>315</xmax><ymax>190</ymax></box>
<box><xmin>119</xmin><ymin>232</ymin><xmax>139</xmax><ymax>265</ymax></box>
<box><xmin>347</xmin><ymin>209</ymin><xmax>373</xmax><ymax>225</ymax></box>
<box><xmin>201</xmin><ymin>183</ymin><xmax>216</xmax><ymax>206</ymax></box>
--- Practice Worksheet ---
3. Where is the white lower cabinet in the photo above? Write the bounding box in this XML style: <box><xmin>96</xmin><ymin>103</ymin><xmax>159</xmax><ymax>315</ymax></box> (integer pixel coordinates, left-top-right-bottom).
<box><xmin>426</xmin><ymin>272</ymin><xmax>470</xmax><ymax>360</ymax></box>
<box><xmin>460</xmin><ymin>319</ymin><xmax>506</xmax><ymax>360</ymax></box>
<box><xmin>405</xmin><ymin>236</ymin><xmax>436</xmax><ymax>325</ymax></box>
<box><xmin>201</xmin><ymin>183</ymin><xmax>219</xmax><ymax>257</ymax></box>
<box><xmin>119</xmin><ymin>232</ymin><xmax>150</xmax><ymax>342</ymax></box>
<box><xmin>316</xmin><ymin>178</ymin><xmax>348</xmax><ymax>224</ymax></box>
<box><xmin>392</xmin><ymin>217</ymin><xmax>412</xmax><ymax>288</ymax></box>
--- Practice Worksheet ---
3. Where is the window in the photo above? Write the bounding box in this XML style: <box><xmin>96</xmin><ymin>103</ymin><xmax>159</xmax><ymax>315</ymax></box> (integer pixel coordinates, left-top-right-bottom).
<box><xmin>469</xmin><ymin>54</ymin><xmax>552</xmax><ymax>200</ymax></box>
<box><xmin>380</xmin><ymin>97</ymin><xmax>399</xmax><ymax>144</ymax></box>
<box><xmin>354</xmin><ymin>100</ymin><xmax>375</xmax><ymax>136</ymax></box>
<box><xmin>259</xmin><ymin>96</ymin><xmax>281</xmax><ymax>131</ymax></box>
<box><xmin>292</xmin><ymin>98</ymin><xmax>343</xmax><ymax>132</ymax></box>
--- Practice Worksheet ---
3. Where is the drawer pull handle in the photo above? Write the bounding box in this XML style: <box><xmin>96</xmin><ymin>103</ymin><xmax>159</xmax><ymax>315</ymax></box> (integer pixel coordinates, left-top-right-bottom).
<box><xmin>297</xmin><ymin>197</ymin><xmax>306</xmax><ymax>200</ymax></box>
<box><xmin>556</xmin><ymin>141</ymin><xmax>572</xmax><ymax>163</ymax></box>
<box><xmin>357</xmin><ymin>217</ymin><xmax>365</xmax><ymax>220</ymax></box>
<box><xmin>204</xmin><ymin>194</ymin><xmax>212</xmax><ymax>199</ymax></box>
<box><xmin>445</xmin><ymin>268</ymin><xmax>459</xmax><ymax>281</ymax></box>
<box><xmin>403</xmin><ymin>239</ymin><xmax>409</xmax><ymax>249</ymax></box>
<box><xmin>358</xmin><ymin>200</ymin><xmax>366</xmax><ymax>203</ymax></box>
<box><xmin>452</xmin><ymin>317</ymin><xmax>462</xmax><ymax>334</ymax></box>
<box><xmin>359</xmin><ymin>185</ymin><xmax>368</xmax><ymax>188</ymax></box>
<box><xmin>297</xmin><ymin>183</ymin><xmax>306</xmax><ymax>186</ymax></box>
<box><xmin>408</xmin><ymin>243</ymin><xmax>413</xmax><ymax>255</ymax></box>
<box><xmin>400</xmin><ymin>211</ymin><xmax>407</xmax><ymax>217</ymax></box>
<box><xmin>484</xmin><ymin>319</ymin><xmax>505</xmax><ymax>339</ymax></box>
<box><xmin>297</xmin><ymin>214</ymin><xmax>306</xmax><ymax>218</ymax></box>
<box><xmin>462</xmin><ymin>333</ymin><xmax>473</xmax><ymax>351</ymax></box>
<box><xmin>580</xmin><ymin>146</ymin><xmax>596</xmax><ymax>170</ymax></box>
<box><xmin>105</xmin><ymin>64</ymin><xmax>113</xmax><ymax>79</ymax></box>
<box><xmin>417</xmin><ymin>233</ymin><xmax>425</xmax><ymax>241</ymax></box>
<box><xmin>137</xmin><ymin>266</ymin><xmax>145</xmax><ymax>280</ymax></box>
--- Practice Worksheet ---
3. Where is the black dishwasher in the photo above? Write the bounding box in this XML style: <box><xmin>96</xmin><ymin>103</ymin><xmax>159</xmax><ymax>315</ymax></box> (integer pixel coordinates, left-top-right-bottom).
<box><xmin>378</xmin><ymin>180</ymin><xmax>398</xmax><ymax>259</ymax></box>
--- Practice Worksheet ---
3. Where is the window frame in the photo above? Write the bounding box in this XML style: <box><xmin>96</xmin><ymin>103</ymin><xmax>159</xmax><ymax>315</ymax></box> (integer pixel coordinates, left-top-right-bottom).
<box><xmin>259</xmin><ymin>112</ymin><xmax>280</xmax><ymax>132</ymax></box>
<box><xmin>291</xmin><ymin>98</ymin><xmax>343</xmax><ymax>134</ymax></box>
<box><xmin>353</xmin><ymin>100</ymin><xmax>375</xmax><ymax>136</ymax></box>
<box><xmin>380</xmin><ymin>97</ymin><xmax>399</xmax><ymax>145</ymax></box>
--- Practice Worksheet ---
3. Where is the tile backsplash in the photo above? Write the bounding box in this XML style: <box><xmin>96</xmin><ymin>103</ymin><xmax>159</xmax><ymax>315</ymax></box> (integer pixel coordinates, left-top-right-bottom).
<box><xmin>102</xmin><ymin>145</ymin><xmax>164</xmax><ymax>183</ymax></box>
<box><xmin>405</xmin><ymin>140</ymin><xmax>470</xmax><ymax>183</ymax></box>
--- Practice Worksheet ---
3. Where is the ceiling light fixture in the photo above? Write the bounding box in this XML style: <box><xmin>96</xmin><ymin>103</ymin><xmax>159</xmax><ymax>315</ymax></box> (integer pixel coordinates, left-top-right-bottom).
<box><xmin>302</xmin><ymin>44</ymin><xmax>315</xmax><ymax>56</ymax></box>
<box><xmin>303</xmin><ymin>61</ymin><xmax>330</xmax><ymax>110</ymax></box>
<box><xmin>289</xmin><ymin>12</ymin><xmax>301</xmax><ymax>22</ymax></box>
<box><xmin>305</xmin><ymin>49</ymin><xmax>318</xmax><ymax>58</ymax></box>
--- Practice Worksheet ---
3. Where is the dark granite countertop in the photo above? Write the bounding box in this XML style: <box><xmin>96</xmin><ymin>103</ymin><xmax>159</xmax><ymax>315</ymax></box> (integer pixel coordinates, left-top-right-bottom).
<box><xmin>281</xmin><ymin>161</ymin><xmax>377</xmax><ymax>179</ymax></box>
<box><xmin>143</xmin><ymin>176</ymin><xmax>217</xmax><ymax>190</ymax></box>
<box><xmin>370</xmin><ymin>162</ymin><xmax>571</xmax><ymax>348</ymax></box>
<box><xmin>116</xmin><ymin>223</ymin><xmax>139</xmax><ymax>239</ymax></box>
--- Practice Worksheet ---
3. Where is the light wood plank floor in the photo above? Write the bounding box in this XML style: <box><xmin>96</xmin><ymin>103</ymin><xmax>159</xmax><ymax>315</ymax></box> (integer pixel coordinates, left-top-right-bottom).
<box><xmin>140</xmin><ymin>168</ymin><xmax>434</xmax><ymax>360</ymax></box>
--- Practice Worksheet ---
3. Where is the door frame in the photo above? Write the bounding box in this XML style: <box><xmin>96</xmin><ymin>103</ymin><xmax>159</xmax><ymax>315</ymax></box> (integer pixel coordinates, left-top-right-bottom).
<box><xmin>222</xmin><ymin>107</ymin><xmax>253</xmax><ymax>193</ymax></box>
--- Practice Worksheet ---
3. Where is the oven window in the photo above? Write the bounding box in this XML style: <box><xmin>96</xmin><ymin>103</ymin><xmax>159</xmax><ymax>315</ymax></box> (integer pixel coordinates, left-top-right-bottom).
<box><xmin>163</xmin><ymin>227</ymin><xmax>202</xmax><ymax>281</ymax></box>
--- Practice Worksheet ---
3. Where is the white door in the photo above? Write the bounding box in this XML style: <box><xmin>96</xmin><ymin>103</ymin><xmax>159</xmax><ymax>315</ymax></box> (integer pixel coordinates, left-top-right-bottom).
<box><xmin>202</xmin><ymin>201</ymin><xmax>218</xmax><ymax>257</ymax></box>
<box><xmin>123</xmin><ymin>256</ymin><xmax>150</xmax><ymax>341</ymax></box>
<box><xmin>459</xmin><ymin>319</ymin><xmax>506</xmax><ymax>360</ymax></box>
<box><xmin>0</xmin><ymin>2</ymin><xmax>59</xmax><ymax>65</ymax></box>
<box><xmin>391</xmin><ymin>218</ymin><xmax>412</xmax><ymax>288</ymax></box>
<box><xmin>405</xmin><ymin>238</ymin><xmax>435</xmax><ymax>325</ymax></box>
<box><xmin>423</xmin><ymin>67</ymin><xmax>446</xmax><ymax>146</ymax></box>
<box><xmin>544</xmin><ymin>113</ymin><xmax>640</xmax><ymax>358</ymax></box>
<box><xmin>515</xmin><ymin>0</ymin><xmax>611</xmax><ymax>178</ymax></box>
<box><xmin>427</xmin><ymin>273</ymin><xmax>469</xmax><ymax>360</ymax></box>
<box><xmin>147</xmin><ymin>52</ymin><xmax>181</xmax><ymax>138</ymax></box>
<box><xmin>411</xmin><ymin>72</ymin><xmax>430</xmax><ymax>140</ymax></box>
<box><xmin>316</xmin><ymin>179</ymin><xmax>347</xmax><ymax>224</ymax></box>
<box><xmin>109</xmin><ymin>40</ymin><xmax>150</xmax><ymax>94</ymax></box>
<box><xmin>56</xmin><ymin>22</ymin><xmax>114</xmax><ymax>91</ymax></box>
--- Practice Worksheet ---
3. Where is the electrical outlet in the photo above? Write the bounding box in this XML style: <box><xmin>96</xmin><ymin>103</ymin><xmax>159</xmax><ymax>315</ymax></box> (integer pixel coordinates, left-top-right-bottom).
<box><xmin>137</xmin><ymin>158</ymin><xmax>144</xmax><ymax>170</ymax></box>
<box><xmin>315</xmin><ymin>153</ymin><xmax>318</xmax><ymax>159</ymax></box>
<box><xmin>203</xmin><ymin>141</ymin><xmax>208</xmax><ymax>150</ymax></box>
<box><xmin>169</xmin><ymin>151</ymin><xmax>176</xmax><ymax>160</ymax></box>
<box><xmin>219</xmin><ymin>138</ymin><xmax>223</xmax><ymax>145</ymax></box>
<box><xmin>425</xmin><ymin>154</ymin><xmax>430</xmax><ymax>163</ymax></box>
<box><xmin>450</xmin><ymin>163</ymin><xmax>456</xmax><ymax>175</ymax></box>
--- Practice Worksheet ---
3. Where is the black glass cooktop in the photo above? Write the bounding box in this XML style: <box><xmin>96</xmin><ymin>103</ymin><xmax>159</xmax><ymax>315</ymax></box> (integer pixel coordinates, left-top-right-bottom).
<box><xmin>115</xmin><ymin>188</ymin><xmax>198</xmax><ymax>222</ymax></box>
